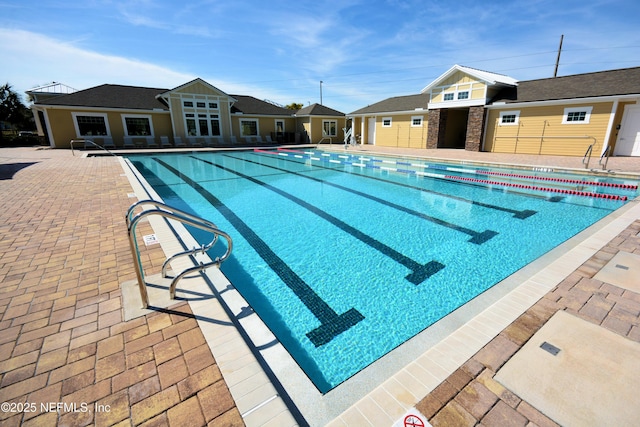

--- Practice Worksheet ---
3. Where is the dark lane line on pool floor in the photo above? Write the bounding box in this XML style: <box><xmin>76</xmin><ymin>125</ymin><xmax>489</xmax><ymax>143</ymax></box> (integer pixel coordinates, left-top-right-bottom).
<box><xmin>218</xmin><ymin>154</ymin><xmax>498</xmax><ymax>244</ymax></box>
<box><xmin>189</xmin><ymin>156</ymin><xmax>446</xmax><ymax>285</ymax></box>
<box><xmin>153</xmin><ymin>158</ymin><xmax>364</xmax><ymax>347</ymax></box>
<box><xmin>245</xmin><ymin>151</ymin><xmax>538</xmax><ymax>220</ymax></box>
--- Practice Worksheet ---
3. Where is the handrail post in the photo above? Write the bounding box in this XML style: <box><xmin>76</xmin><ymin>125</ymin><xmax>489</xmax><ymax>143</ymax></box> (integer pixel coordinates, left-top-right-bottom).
<box><xmin>582</xmin><ymin>143</ymin><xmax>593</xmax><ymax>169</ymax></box>
<box><xmin>599</xmin><ymin>145</ymin><xmax>611</xmax><ymax>170</ymax></box>
<box><xmin>128</xmin><ymin>220</ymin><xmax>151</xmax><ymax>308</ymax></box>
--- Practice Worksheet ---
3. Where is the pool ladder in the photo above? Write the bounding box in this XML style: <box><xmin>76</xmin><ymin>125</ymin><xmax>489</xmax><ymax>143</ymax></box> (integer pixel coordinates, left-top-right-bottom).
<box><xmin>126</xmin><ymin>200</ymin><xmax>233</xmax><ymax>308</ymax></box>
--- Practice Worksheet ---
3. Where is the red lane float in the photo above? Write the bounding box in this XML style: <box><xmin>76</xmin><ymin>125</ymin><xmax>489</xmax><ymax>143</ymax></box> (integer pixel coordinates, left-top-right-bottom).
<box><xmin>476</xmin><ymin>170</ymin><xmax>637</xmax><ymax>190</ymax></box>
<box><xmin>446</xmin><ymin>175</ymin><xmax>628</xmax><ymax>201</ymax></box>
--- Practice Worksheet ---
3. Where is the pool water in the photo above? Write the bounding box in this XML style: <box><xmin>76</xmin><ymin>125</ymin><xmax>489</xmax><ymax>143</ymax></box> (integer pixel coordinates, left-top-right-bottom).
<box><xmin>128</xmin><ymin>149</ymin><xmax>638</xmax><ymax>393</ymax></box>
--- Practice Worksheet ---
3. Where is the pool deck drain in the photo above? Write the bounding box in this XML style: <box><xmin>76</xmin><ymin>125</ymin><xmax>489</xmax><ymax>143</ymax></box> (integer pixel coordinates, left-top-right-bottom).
<box><xmin>0</xmin><ymin>145</ymin><xmax>638</xmax><ymax>427</ymax></box>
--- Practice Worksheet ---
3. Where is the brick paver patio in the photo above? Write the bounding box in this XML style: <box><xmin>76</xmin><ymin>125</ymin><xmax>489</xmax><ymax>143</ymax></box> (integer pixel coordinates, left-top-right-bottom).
<box><xmin>0</xmin><ymin>148</ymin><xmax>242</xmax><ymax>426</ymax></box>
<box><xmin>1</xmin><ymin>145</ymin><xmax>638</xmax><ymax>426</ymax></box>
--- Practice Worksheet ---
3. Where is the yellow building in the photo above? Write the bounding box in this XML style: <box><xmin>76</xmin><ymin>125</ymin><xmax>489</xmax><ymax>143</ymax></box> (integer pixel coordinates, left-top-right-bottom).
<box><xmin>28</xmin><ymin>78</ymin><xmax>345</xmax><ymax>149</ymax></box>
<box><xmin>294</xmin><ymin>103</ymin><xmax>346</xmax><ymax>145</ymax></box>
<box><xmin>348</xmin><ymin>94</ymin><xmax>430</xmax><ymax>149</ymax></box>
<box><xmin>349</xmin><ymin>65</ymin><xmax>640</xmax><ymax>157</ymax></box>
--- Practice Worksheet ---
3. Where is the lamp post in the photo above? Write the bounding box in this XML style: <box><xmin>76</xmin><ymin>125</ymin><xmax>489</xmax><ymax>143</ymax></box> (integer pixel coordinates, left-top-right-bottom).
<box><xmin>320</xmin><ymin>80</ymin><xmax>323</xmax><ymax>105</ymax></box>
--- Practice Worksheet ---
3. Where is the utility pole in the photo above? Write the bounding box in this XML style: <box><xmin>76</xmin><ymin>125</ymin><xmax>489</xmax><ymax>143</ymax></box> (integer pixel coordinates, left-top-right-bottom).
<box><xmin>320</xmin><ymin>81</ymin><xmax>323</xmax><ymax>105</ymax></box>
<box><xmin>554</xmin><ymin>34</ymin><xmax>564</xmax><ymax>77</ymax></box>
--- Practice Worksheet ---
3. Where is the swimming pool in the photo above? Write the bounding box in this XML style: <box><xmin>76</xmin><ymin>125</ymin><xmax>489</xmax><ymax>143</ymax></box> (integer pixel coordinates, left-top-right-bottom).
<box><xmin>127</xmin><ymin>149</ymin><xmax>638</xmax><ymax>393</ymax></box>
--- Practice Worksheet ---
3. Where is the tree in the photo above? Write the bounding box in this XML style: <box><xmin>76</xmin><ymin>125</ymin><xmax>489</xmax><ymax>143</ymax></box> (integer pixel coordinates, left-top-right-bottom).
<box><xmin>0</xmin><ymin>83</ymin><xmax>35</xmax><ymax>141</ymax></box>
<box><xmin>285</xmin><ymin>102</ymin><xmax>304</xmax><ymax>110</ymax></box>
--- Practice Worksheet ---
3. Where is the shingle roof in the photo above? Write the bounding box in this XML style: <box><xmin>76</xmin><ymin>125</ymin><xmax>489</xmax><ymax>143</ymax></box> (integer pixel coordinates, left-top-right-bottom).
<box><xmin>349</xmin><ymin>94</ymin><xmax>429</xmax><ymax>115</ymax></box>
<box><xmin>492</xmin><ymin>66</ymin><xmax>640</xmax><ymax>104</ymax></box>
<box><xmin>295</xmin><ymin>103</ymin><xmax>344</xmax><ymax>116</ymax></box>
<box><xmin>230</xmin><ymin>95</ymin><xmax>294</xmax><ymax>116</ymax></box>
<box><xmin>35</xmin><ymin>84</ymin><xmax>170</xmax><ymax>110</ymax></box>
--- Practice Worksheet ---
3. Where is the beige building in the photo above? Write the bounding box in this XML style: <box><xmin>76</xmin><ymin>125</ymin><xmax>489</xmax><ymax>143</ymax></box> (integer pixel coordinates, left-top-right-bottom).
<box><xmin>348</xmin><ymin>65</ymin><xmax>640</xmax><ymax>157</ymax></box>
<box><xmin>28</xmin><ymin>78</ymin><xmax>345</xmax><ymax>149</ymax></box>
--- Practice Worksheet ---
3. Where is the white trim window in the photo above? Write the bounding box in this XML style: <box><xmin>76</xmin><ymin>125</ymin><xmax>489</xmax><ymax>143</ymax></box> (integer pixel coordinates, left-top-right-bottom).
<box><xmin>275</xmin><ymin>119</ymin><xmax>285</xmax><ymax>134</ymax></box>
<box><xmin>382</xmin><ymin>117</ymin><xmax>392</xmax><ymax>127</ymax></box>
<box><xmin>443</xmin><ymin>93</ymin><xmax>455</xmax><ymax>101</ymax></box>
<box><xmin>499</xmin><ymin>110</ymin><xmax>520</xmax><ymax>126</ymax></box>
<box><xmin>122</xmin><ymin>114</ymin><xmax>154</xmax><ymax>136</ymax></box>
<box><xmin>72</xmin><ymin>112</ymin><xmax>110</xmax><ymax>137</ymax></box>
<box><xmin>457</xmin><ymin>91</ymin><xmax>469</xmax><ymax>100</ymax></box>
<box><xmin>411</xmin><ymin>116</ymin><xmax>423</xmax><ymax>127</ymax></box>
<box><xmin>240</xmin><ymin>119</ymin><xmax>259</xmax><ymax>137</ymax></box>
<box><xmin>185</xmin><ymin>114</ymin><xmax>197</xmax><ymax>136</ymax></box>
<box><xmin>562</xmin><ymin>106</ymin><xmax>593</xmax><ymax>124</ymax></box>
<box><xmin>323</xmin><ymin>120</ymin><xmax>337</xmax><ymax>136</ymax></box>
<box><xmin>210</xmin><ymin>115</ymin><xmax>221</xmax><ymax>136</ymax></box>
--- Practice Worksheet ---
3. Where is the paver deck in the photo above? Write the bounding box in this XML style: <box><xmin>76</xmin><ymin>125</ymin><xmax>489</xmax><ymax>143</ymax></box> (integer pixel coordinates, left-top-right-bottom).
<box><xmin>0</xmin><ymin>147</ymin><xmax>242</xmax><ymax>426</ymax></box>
<box><xmin>0</xmin><ymin>144</ymin><xmax>638</xmax><ymax>426</ymax></box>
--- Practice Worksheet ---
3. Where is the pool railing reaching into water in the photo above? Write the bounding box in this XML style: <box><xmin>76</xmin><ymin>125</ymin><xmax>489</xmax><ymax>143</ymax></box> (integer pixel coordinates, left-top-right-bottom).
<box><xmin>126</xmin><ymin>199</ymin><xmax>233</xmax><ymax>308</ymax></box>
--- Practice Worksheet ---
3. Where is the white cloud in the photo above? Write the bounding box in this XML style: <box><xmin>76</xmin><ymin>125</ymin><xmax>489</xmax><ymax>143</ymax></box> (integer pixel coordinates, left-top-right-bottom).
<box><xmin>0</xmin><ymin>28</ymin><xmax>196</xmax><ymax>97</ymax></box>
<box><xmin>0</xmin><ymin>27</ymin><xmax>303</xmax><ymax>106</ymax></box>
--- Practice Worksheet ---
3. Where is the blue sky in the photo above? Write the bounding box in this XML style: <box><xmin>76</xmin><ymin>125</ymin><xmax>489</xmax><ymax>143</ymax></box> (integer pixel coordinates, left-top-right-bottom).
<box><xmin>1</xmin><ymin>0</ymin><xmax>639</xmax><ymax>113</ymax></box>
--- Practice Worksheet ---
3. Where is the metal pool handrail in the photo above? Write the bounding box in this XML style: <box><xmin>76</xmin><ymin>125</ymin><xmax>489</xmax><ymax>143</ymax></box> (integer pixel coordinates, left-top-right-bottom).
<box><xmin>70</xmin><ymin>139</ymin><xmax>116</xmax><ymax>157</ymax></box>
<box><xmin>599</xmin><ymin>145</ymin><xmax>612</xmax><ymax>170</ymax></box>
<box><xmin>126</xmin><ymin>199</ymin><xmax>233</xmax><ymax>308</ymax></box>
<box><xmin>582</xmin><ymin>143</ymin><xmax>593</xmax><ymax>169</ymax></box>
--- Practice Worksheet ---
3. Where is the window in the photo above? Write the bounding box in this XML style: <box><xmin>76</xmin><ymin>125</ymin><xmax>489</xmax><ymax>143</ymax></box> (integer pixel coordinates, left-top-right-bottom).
<box><xmin>182</xmin><ymin>98</ymin><xmax>222</xmax><ymax>136</ymax></box>
<box><xmin>457</xmin><ymin>91</ymin><xmax>469</xmax><ymax>100</ymax></box>
<box><xmin>323</xmin><ymin>120</ymin><xmax>337</xmax><ymax>136</ymax></box>
<box><xmin>124</xmin><ymin>117</ymin><xmax>152</xmax><ymax>136</ymax></box>
<box><xmin>185</xmin><ymin>114</ymin><xmax>196</xmax><ymax>136</ymax></box>
<box><xmin>275</xmin><ymin>120</ymin><xmax>284</xmax><ymax>134</ymax></box>
<box><xmin>411</xmin><ymin>116</ymin><xmax>423</xmax><ymax>127</ymax></box>
<box><xmin>210</xmin><ymin>118</ymin><xmax>221</xmax><ymax>136</ymax></box>
<box><xmin>73</xmin><ymin>113</ymin><xmax>109</xmax><ymax>136</ymax></box>
<box><xmin>240</xmin><ymin>119</ymin><xmax>258</xmax><ymax>136</ymax></box>
<box><xmin>562</xmin><ymin>106</ymin><xmax>592</xmax><ymax>124</ymax></box>
<box><xmin>499</xmin><ymin>110</ymin><xmax>520</xmax><ymax>125</ymax></box>
<box><xmin>443</xmin><ymin>93</ymin><xmax>454</xmax><ymax>101</ymax></box>
<box><xmin>567</xmin><ymin>111</ymin><xmax>586</xmax><ymax>121</ymax></box>
<box><xmin>199</xmin><ymin>119</ymin><xmax>209</xmax><ymax>136</ymax></box>
<box><xmin>382</xmin><ymin>117</ymin><xmax>392</xmax><ymax>127</ymax></box>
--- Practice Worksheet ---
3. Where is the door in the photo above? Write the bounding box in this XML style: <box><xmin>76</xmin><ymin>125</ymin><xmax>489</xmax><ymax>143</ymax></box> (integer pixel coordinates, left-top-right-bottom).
<box><xmin>614</xmin><ymin>105</ymin><xmax>640</xmax><ymax>156</ymax></box>
<box><xmin>367</xmin><ymin>117</ymin><xmax>376</xmax><ymax>145</ymax></box>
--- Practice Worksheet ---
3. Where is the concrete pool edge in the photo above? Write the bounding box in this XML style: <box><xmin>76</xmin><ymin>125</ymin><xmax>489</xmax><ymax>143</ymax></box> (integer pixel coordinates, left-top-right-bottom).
<box><xmin>120</xmin><ymin>157</ymin><xmax>301</xmax><ymax>425</ymax></box>
<box><xmin>119</xmin><ymin>154</ymin><xmax>640</xmax><ymax>426</ymax></box>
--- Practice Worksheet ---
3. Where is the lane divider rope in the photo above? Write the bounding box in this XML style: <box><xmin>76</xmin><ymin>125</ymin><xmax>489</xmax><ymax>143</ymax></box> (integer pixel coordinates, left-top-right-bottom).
<box><xmin>255</xmin><ymin>149</ymin><xmax>629</xmax><ymax>201</ymax></box>
<box><xmin>445</xmin><ymin>175</ymin><xmax>628</xmax><ymax>201</ymax></box>
<box><xmin>275</xmin><ymin>148</ymin><xmax>637</xmax><ymax>191</ymax></box>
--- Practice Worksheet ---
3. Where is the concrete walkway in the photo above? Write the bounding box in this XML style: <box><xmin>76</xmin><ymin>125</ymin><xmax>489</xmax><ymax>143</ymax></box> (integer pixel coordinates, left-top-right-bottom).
<box><xmin>0</xmin><ymin>145</ymin><xmax>639</xmax><ymax>426</ymax></box>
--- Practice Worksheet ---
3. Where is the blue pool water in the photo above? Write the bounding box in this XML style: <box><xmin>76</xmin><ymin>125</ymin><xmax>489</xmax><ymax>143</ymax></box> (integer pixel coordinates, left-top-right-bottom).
<box><xmin>128</xmin><ymin>149</ymin><xmax>638</xmax><ymax>393</ymax></box>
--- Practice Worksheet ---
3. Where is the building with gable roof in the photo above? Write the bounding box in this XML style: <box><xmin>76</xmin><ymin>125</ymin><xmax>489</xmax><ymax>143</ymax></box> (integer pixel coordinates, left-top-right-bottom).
<box><xmin>28</xmin><ymin>78</ymin><xmax>346</xmax><ymax>149</ymax></box>
<box><xmin>348</xmin><ymin>64</ymin><xmax>640</xmax><ymax>156</ymax></box>
<box><xmin>295</xmin><ymin>103</ymin><xmax>346</xmax><ymax>144</ymax></box>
